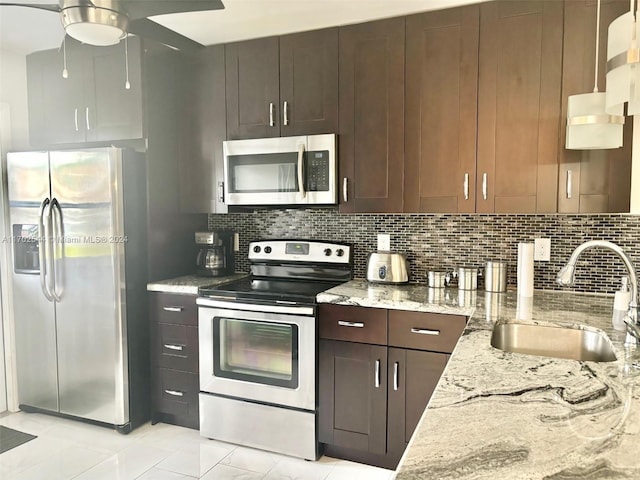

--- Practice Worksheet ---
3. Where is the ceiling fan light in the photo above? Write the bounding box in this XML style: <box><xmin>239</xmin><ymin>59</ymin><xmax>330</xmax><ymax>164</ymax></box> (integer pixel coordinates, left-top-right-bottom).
<box><xmin>61</xmin><ymin>6</ymin><xmax>128</xmax><ymax>46</ymax></box>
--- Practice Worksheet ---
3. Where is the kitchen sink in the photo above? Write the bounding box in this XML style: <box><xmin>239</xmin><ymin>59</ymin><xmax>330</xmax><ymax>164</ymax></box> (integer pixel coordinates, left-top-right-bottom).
<box><xmin>490</xmin><ymin>322</ymin><xmax>617</xmax><ymax>362</ymax></box>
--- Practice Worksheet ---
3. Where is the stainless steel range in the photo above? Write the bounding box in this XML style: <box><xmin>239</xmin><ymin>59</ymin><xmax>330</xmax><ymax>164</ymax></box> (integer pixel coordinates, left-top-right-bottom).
<box><xmin>197</xmin><ymin>239</ymin><xmax>352</xmax><ymax>460</ymax></box>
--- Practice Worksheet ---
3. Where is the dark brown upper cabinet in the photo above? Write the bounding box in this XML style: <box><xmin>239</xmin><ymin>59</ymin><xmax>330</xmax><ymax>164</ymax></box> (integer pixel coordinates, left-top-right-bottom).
<box><xmin>225</xmin><ymin>28</ymin><xmax>338</xmax><ymax>140</ymax></box>
<box><xmin>338</xmin><ymin>18</ymin><xmax>405</xmax><ymax>213</ymax></box>
<box><xmin>27</xmin><ymin>36</ymin><xmax>143</xmax><ymax>147</ymax></box>
<box><xmin>558</xmin><ymin>0</ymin><xmax>632</xmax><ymax>213</ymax></box>
<box><xmin>476</xmin><ymin>0</ymin><xmax>563</xmax><ymax>213</ymax></box>
<box><xmin>404</xmin><ymin>6</ymin><xmax>479</xmax><ymax>213</ymax></box>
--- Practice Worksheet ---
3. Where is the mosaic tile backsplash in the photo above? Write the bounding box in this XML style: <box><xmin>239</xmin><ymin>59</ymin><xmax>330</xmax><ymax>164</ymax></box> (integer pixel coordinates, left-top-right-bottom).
<box><xmin>209</xmin><ymin>208</ymin><xmax>640</xmax><ymax>295</ymax></box>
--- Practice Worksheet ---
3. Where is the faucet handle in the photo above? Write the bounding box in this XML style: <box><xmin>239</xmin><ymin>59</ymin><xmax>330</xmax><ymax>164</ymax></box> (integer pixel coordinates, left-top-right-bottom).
<box><xmin>624</xmin><ymin>318</ymin><xmax>640</xmax><ymax>339</ymax></box>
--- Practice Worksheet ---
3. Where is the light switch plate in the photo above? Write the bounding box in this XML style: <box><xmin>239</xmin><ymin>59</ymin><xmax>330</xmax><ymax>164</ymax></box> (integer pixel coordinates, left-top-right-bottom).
<box><xmin>534</xmin><ymin>238</ymin><xmax>551</xmax><ymax>261</ymax></box>
<box><xmin>377</xmin><ymin>234</ymin><xmax>391</xmax><ymax>251</ymax></box>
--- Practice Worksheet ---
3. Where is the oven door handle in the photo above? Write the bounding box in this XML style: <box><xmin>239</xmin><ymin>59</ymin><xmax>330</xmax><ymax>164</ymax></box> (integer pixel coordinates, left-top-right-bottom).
<box><xmin>196</xmin><ymin>297</ymin><xmax>315</xmax><ymax>316</ymax></box>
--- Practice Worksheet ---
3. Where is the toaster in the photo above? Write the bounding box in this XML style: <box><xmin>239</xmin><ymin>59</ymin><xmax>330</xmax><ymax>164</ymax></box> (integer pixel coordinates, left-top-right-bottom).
<box><xmin>366</xmin><ymin>252</ymin><xmax>409</xmax><ymax>283</ymax></box>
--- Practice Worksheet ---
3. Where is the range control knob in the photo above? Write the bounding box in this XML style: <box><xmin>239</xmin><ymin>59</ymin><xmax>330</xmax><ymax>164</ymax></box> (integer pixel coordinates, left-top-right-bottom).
<box><xmin>264</xmin><ymin>246</ymin><xmax>272</xmax><ymax>254</ymax></box>
<box><xmin>253</xmin><ymin>245</ymin><xmax>261</xmax><ymax>253</ymax></box>
<box><xmin>324</xmin><ymin>248</ymin><xmax>332</xmax><ymax>256</ymax></box>
<box><xmin>336</xmin><ymin>248</ymin><xmax>345</xmax><ymax>257</ymax></box>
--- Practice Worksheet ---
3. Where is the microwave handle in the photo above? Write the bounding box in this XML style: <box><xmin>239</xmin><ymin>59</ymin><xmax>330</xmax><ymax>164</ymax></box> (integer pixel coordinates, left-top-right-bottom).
<box><xmin>298</xmin><ymin>144</ymin><xmax>306</xmax><ymax>198</ymax></box>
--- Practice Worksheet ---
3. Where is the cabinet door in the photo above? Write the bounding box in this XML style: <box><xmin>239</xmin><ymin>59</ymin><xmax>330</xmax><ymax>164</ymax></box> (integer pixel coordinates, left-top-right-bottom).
<box><xmin>404</xmin><ymin>6</ymin><xmax>479</xmax><ymax>213</ymax></box>
<box><xmin>387</xmin><ymin>348</ymin><xmax>449</xmax><ymax>454</ymax></box>
<box><xmin>558</xmin><ymin>0</ymin><xmax>632</xmax><ymax>213</ymax></box>
<box><xmin>225</xmin><ymin>37</ymin><xmax>280</xmax><ymax>139</ymax></box>
<box><xmin>179</xmin><ymin>46</ymin><xmax>228</xmax><ymax>213</ymax></box>
<box><xmin>279</xmin><ymin>28</ymin><xmax>338</xmax><ymax>136</ymax></box>
<box><xmin>338</xmin><ymin>18</ymin><xmax>405</xmax><ymax>213</ymax></box>
<box><xmin>319</xmin><ymin>340</ymin><xmax>387</xmax><ymax>454</ymax></box>
<box><xmin>84</xmin><ymin>36</ymin><xmax>143</xmax><ymax>142</ymax></box>
<box><xmin>477</xmin><ymin>0</ymin><xmax>563</xmax><ymax>213</ymax></box>
<box><xmin>27</xmin><ymin>45</ymin><xmax>85</xmax><ymax>146</ymax></box>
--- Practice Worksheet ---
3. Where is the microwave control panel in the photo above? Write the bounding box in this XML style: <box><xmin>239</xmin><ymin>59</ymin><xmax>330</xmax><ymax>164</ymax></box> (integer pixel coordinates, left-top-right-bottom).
<box><xmin>306</xmin><ymin>151</ymin><xmax>330</xmax><ymax>192</ymax></box>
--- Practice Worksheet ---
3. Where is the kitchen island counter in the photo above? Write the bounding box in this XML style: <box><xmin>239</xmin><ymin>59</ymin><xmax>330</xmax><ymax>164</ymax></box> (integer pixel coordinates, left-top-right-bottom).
<box><xmin>317</xmin><ymin>279</ymin><xmax>640</xmax><ymax>479</ymax></box>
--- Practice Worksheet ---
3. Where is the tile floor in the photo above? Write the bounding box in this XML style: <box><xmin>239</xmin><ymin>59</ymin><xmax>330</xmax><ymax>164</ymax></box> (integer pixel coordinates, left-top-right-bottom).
<box><xmin>0</xmin><ymin>412</ymin><xmax>397</xmax><ymax>480</ymax></box>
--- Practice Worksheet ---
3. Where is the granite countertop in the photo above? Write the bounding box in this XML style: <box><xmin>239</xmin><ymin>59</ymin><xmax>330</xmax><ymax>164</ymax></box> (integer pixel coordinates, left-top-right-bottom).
<box><xmin>317</xmin><ymin>279</ymin><xmax>640</xmax><ymax>479</ymax></box>
<box><xmin>146</xmin><ymin>272</ymin><xmax>248</xmax><ymax>295</ymax></box>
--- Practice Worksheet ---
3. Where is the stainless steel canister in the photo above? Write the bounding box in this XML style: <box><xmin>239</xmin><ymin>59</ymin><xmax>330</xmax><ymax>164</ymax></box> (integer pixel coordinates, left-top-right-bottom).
<box><xmin>485</xmin><ymin>261</ymin><xmax>507</xmax><ymax>292</ymax></box>
<box><xmin>428</xmin><ymin>271</ymin><xmax>448</xmax><ymax>288</ymax></box>
<box><xmin>457</xmin><ymin>267</ymin><xmax>478</xmax><ymax>290</ymax></box>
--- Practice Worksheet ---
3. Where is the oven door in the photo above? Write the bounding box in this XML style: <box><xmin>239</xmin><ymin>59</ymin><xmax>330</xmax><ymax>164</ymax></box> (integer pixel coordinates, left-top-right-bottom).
<box><xmin>198</xmin><ymin>300</ymin><xmax>316</xmax><ymax>411</ymax></box>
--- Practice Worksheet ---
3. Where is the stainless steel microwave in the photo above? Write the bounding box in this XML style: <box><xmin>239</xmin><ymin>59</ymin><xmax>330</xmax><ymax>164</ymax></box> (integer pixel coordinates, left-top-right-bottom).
<box><xmin>223</xmin><ymin>134</ymin><xmax>337</xmax><ymax>206</ymax></box>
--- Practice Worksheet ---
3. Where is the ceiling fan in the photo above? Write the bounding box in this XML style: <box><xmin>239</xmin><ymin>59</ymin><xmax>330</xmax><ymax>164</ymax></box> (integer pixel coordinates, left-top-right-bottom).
<box><xmin>0</xmin><ymin>0</ymin><xmax>225</xmax><ymax>51</ymax></box>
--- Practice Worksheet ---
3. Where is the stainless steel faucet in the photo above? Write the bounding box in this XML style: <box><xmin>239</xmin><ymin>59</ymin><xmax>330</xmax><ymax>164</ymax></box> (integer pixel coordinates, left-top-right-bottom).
<box><xmin>557</xmin><ymin>240</ymin><xmax>640</xmax><ymax>347</ymax></box>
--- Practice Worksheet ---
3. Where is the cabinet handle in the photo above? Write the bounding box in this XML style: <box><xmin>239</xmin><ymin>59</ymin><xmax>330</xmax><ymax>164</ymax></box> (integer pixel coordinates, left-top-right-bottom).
<box><xmin>566</xmin><ymin>170</ymin><xmax>573</xmax><ymax>199</ymax></box>
<box><xmin>85</xmin><ymin>107</ymin><xmax>90</xmax><ymax>131</ymax></box>
<box><xmin>283</xmin><ymin>101</ymin><xmax>289</xmax><ymax>126</ymax></box>
<box><xmin>74</xmin><ymin>108</ymin><xmax>79</xmax><ymax>132</ymax></box>
<box><xmin>269</xmin><ymin>102</ymin><xmax>275</xmax><ymax>127</ymax></box>
<box><xmin>217</xmin><ymin>181</ymin><xmax>225</xmax><ymax>203</ymax></box>
<box><xmin>342</xmin><ymin>177</ymin><xmax>348</xmax><ymax>203</ymax></box>
<box><xmin>463</xmin><ymin>173</ymin><xmax>469</xmax><ymax>200</ymax></box>
<box><xmin>163</xmin><ymin>306</ymin><xmax>184</xmax><ymax>312</ymax></box>
<box><xmin>164</xmin><ymin>389</ymin><xmax>184</xmax><ymax>397</ymax></box>
<box><xmin>411</xmin><ymin>328</ymin><xmax>440</xmax><ymax>336</ymax></box>
<box><xmin>393</xmin><ymin>362</ymin><xmax>399</xmax><ymax>391</ymax></box>
<box><xmin>163</xmin><ymin>344</ymin><xmax>184</xmax><ymax>351</ymax></box>
<box><xmin>482</xmin><ymin>172</ymin><xmax>488</xmax><ymax>200</ymax></box>
<box><xmin>338</xmin><ymin>320</ymin><xmax>364</xmax><ymax>328</ymax></box>
<box><xmin>374</xmin><ymin>359</ymin><xmax>380</xmax><ymax>388</ymax></box>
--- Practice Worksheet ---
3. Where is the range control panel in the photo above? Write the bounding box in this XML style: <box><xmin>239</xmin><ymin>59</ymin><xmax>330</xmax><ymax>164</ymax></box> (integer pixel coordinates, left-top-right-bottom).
<box><xmin>248</xmin><ymin>240</ymin><xmax>351</xmax><ymax>264</ymax></box>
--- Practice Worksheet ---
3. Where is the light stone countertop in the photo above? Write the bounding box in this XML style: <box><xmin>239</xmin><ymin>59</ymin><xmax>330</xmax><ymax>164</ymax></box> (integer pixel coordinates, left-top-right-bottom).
<box><xmin>317</xmin><ymin>279</ymin><xmax>640</xmax><ymax>479</ymax></box>
<box><xmin>146</xmin><ymin>272</ymin><xmax>248</xmax><ymax>295</ymax></box>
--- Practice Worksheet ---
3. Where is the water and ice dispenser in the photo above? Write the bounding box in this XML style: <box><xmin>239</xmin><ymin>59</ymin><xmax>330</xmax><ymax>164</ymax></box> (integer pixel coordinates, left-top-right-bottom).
<box><xmin>13</xmin><ymin>224</ymin><xmax>40</xmax><ymax>274</ymax></box>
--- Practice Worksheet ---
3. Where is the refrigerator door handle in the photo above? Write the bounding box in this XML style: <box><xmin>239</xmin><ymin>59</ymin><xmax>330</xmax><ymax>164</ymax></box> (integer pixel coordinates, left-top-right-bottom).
<box><xmin>38</xmin><ymin>198</ymin><xmax>54</xmax><ymax>302</ymax></box>
<box><xmin>50</xmin><ymin>198</ymin><xmax>65</xmax><ymax>301</ymax></box>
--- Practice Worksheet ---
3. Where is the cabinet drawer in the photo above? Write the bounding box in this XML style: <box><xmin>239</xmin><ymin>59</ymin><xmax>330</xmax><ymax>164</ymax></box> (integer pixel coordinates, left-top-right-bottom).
<box><xmin>150</xmin><ymin>293</ymin><xmax>197</xmax><ymax>326</ymax></box>
<box><xmin>388</xmin><ymin>311</ymin><xmax>466</xmax><ymax>353</ymax></box>
<box><xmin>153</xmin><ymin>368</ymin><xmax>199</xmax><ymax>428</ymax></box>
<box><xmin>153</xmin><ymin>323</ymin><xmax>199</xmax><ymax>372</ymax></box>
<box><xmin>319</xmin><ymin>304</ymin><xmax>387</xmax><ymax>345</ymax></box>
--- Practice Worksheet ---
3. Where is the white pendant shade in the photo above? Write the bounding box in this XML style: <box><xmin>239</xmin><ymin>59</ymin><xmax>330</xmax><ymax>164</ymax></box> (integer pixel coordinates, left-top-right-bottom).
<box><xmin>606</xmin><ymin>11</ymin><xmax>640</xmax><ymax>114</ymax></box>
<box><xmin>566</xmin><ymin>92</ymin><xmax>624</xmax><ymax>149</ymax></box>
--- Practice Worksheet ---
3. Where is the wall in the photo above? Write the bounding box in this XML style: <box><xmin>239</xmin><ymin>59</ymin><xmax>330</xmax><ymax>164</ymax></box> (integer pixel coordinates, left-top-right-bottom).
<box><xmin>0</xmin><ymin>49</ymin><xmax>29</xmax><ymax>150</ymax></box>
<box><xmin>210</xmin><ymin>209</ymin><xmax>640</xmax><ymax>295</ymax></box>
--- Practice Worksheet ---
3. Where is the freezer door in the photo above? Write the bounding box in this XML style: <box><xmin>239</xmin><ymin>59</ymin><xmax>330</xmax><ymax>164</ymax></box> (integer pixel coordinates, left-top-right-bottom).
<box><xmin>7</xmin><ymin>152</ymin><xmax>59</xmax><ymax>412</ymax></box>
<box><xmin>49</xmin><ymin>148</ymin><xmax>128</xmax><ymax>425</ymax></box>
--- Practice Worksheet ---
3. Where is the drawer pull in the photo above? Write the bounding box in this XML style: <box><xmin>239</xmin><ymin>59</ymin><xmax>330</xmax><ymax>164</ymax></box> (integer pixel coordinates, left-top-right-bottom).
<box><xmin>163</xmin><ymin>306</ymin><xmax>184</xmax><ymax>312</ymax></box>
<box><xmin>338</xmin><ymin>321</ymin><xmax>364</xmax><ymax>328</ymax></box>
<box><xmin>411</xmin><ymin>328</ymin><xmax>440</xmax><ymax>336</ymax></box>
<box><xmin>393</xmin><ymin>362</ymin><xmax>399</xmax><ymax>391</ymax></box>
<box><xmin>164</xmin><ymin>389</ymin><xmax>184</xmax><ymax>397</ymax></box>
<box><xmin>374</xmin><ymin>359</ymin><xmax>380</xmax><ymax>388</ymax></box>
<box><xmin>163</xmin><ymin>344</ymin><xmax>184</xmax><ymax>351</ymax></box>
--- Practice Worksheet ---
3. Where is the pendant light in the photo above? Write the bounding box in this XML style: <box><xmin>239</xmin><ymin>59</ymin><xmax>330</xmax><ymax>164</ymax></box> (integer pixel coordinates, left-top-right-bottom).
<box><xmin>567</xmin><ymin>0</ymin><xmax>625</xmax><ymax>149</ymax></box>
<box><xmin>606</xmin><ymin>0</ymin><xmax>640</xmax><ymax>115</ymax></box>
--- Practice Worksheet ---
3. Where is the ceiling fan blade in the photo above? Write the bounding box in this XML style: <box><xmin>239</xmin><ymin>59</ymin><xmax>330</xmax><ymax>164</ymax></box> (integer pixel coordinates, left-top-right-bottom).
<box><xmin>128</xmin><ymin>17</ymin><xmax>204</xmax><ymax>52</ymax></box>
<box><xmin>123</xmin><ymin>0</ymin><xmax>224</xmax><ymax>21</ymax></box>
<box><xmin>0</xmin><ymin>2</ymin><xmax>60</xmax><ymax>12</ymax></box>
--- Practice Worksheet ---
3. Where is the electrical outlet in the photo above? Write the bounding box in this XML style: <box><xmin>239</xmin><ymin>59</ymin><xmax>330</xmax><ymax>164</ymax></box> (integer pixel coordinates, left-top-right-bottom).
<box><xmin>377</xmin><ymin>234</ymin><xmax>391</xmax><ymax>251</ymax></box>
<box><xmin>534</xmin><ymin>238</ymin><xmax>551</xmax><ymax>261</ymax></box>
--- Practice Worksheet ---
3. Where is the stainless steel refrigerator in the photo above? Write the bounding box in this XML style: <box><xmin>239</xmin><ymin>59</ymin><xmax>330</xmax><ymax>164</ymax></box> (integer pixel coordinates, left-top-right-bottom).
<box><xmin>7</xmin><ymin>147</ymin><xmax>148</xmax><ymax>433</ymax></box>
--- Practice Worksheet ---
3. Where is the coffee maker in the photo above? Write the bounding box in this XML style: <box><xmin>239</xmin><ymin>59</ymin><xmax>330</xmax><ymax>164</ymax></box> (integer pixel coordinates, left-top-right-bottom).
<box><xmin>195</xmin><ymin>230</ymin><xmax>235</xmax><ymax>277</ymax></box>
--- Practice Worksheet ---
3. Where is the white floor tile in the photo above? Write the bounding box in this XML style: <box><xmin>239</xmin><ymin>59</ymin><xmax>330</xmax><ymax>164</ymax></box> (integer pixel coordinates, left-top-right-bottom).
<box><xmin>219</xmin><ymin>446</ymin><xmax>280</xmax><ymax>474</ymax></box>
<box><xmin>324</xmin><ymin>462</ymin><xmax>394</xmax><ymax>480</ymax></box>
<box><xmin>44</xmin><ymin>418</ymin><xmax>138</xmax><ymax>454</ymax></box>
<box><xmin>73</xmin><ymin>443</ymin><xmax>172</xmax><ymax>480</ymax></box>
<box><xmin>5</xmin><ymin>443</ymin><xmax>110</xmax><ymax>480</ymax></box>
<box><xmin>0</xmin><ymin>411</ymin><xmax>58</xmax><ymax>436</ymax></box>
<box><xmin>133</xmin><ymin>422</ymin><xmax>203</xmax><ymax>451</ymax></box>
<box><xmin>155</xmin><ymin>441</ymin><xmax>234</xmax><ymax>477</ymax></box>
<box><xmin>201</xmin><ymin>464</ymin><xmax>265</xmax><ymax>480</ymax></box>
<box><xmin>0</xmin><ymin>435</ymin><xmax>74</xmax><ymax>478</ymax></box>
<box><xmin>263</xmin><ymin>456</ymin><xmax>333</xmax><ymax>480</ymax></box>
<box><xmin>136</xmin><ymin>467</ymin><xmax>198</xmax><ymax>480</ymax></box>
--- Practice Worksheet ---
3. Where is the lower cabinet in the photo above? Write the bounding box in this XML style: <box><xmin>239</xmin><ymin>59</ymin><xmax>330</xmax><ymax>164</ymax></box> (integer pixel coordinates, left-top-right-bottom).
<box><xmin>318</xmin><ymin>304</ymin><xmax>465</xmax><ymax>469</ymax></box>
<box><xmin>149</xmin><ymin>292</ymin><xmax>200</xmax><ymax>429</ymax></box>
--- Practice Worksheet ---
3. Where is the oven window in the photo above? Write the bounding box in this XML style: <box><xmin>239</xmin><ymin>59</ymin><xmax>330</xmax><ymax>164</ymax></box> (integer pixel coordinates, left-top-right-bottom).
<box><xmin>213</xmin><ymin>317</ymin><xmax>299</xmax><ymax>389</ymax></box>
